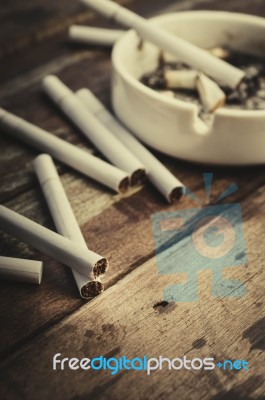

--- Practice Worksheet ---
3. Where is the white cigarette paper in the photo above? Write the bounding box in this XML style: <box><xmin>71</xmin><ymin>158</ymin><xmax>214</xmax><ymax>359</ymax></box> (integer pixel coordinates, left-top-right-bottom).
<box><xmin>69</xmin><ymin>25</ymin><xmax>124</xmax><ymax>46</ymax></box>
<box><xmin>0</xmin><ymin>205</ymin><xmax>107</xmax><ymax>279</ymax></box>
<box><xmin>77</xmin><ymin>88</ymin><xmax>185</xmax><ymax>203</ymax></box>
<box><xmin>0</xmin><ymin>108</ymin><xmax>129</xmax><ymax>193</ymax></box>
<box><xmin>0</xmin><ymin>256</ymin><xmax>43</xmax><ymax>284</ymax></box>
<box><xmin>80</xmin><ymin>0</ymin><xmax>245</xmax><ymax>88</ymax></box>
<box><xmin>164</xmin><ymin>70</ymin><xmax>197</xmax><ymax>90</ymax></box>
<box><xmin>42</xmin><ymin>75</ymin><xmax>145</xmax><ymax>185</ymax></box>
<box><xmin>196</xmin><ymin>73</ymin><xmax>226</xmax><ymax>112</ymax></box>
<box><xmin>33</xmin><ymin>154</ymin><xmax>106</xmax><ymax>298</ymax></box>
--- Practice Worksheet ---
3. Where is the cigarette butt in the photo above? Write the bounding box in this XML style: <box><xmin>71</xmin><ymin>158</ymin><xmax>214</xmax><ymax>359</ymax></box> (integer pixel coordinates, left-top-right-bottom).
<box><xmin>69</xmin><ymin>25</ymin><xmax>124</xmax><ymax>46</ymax></box>
<box><xmin>209</xmin><ymin>47</ymin><xmax>230</xmax><ymax>59</ymax></box>
<box><xmin>76</xmin><ymin>88</ymin><xmax>185</xmax><ymax>203</ymax></box>
<box><xmin>80</xmin><ymin>0</ymin><xmax>245</xmax><ymax>88</ymax></box>
<box><xmin>33</xmin><ymin>154</ymin><xmax>106</xmax><ymax>298</ymax></box>
<box><xmin>164</xmin><ymin>70</ymin><xmax>198</xmax><ymax>90</ymax></box>
<box><xmin>0</xmin><ymin>205</ymin><xmax>107</xmax><ymax>279</ymax></box>
<box><xmin>0</xmin><ymin>256</ymin><xmax>43</xmax><ymax>284</ymax></box>
<box><xmin>257</xmin><ymin>90</ymin><xmax>265</xmax><ymax>99</ymax></box>
<box><xmin>42</xmin><ymin>75</ymin><xmax>145</xmax><ymax>185</ymax></box>
<box><xmin>158</xmin><ymin>90</ymin><xmax>175</xmax><ymax>98</ymax></box>
<box><xmin>0</xmin><ymin>108</ymin><xmax>129</xmax><ymax>193</ymax></box>
<box><xmin>196</xmin><ymin>73</ymin><xmax>226</xmax><ymax>112</ymax></box>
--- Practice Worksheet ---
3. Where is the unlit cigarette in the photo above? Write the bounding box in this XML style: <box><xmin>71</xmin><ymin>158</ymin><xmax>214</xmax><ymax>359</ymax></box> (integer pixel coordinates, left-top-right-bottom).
<box><xmin>0</xmin><ymin>205</ymin><xmax>108</xmax><ymax>279</ymax></box>
<box><xmin>33</xmin><ymin>154</ymin><xmax>105</xmax><ymax>298</ymax></box>
<box><xmin>69</xmin><ymin>25</ymin><xmax>124</xmax><ymax>46</ymax></box>
<box><xmin>77</xmin><ymin>88</ymin><xmax>184</xmax><ymax>203</ymax></box>
<box><xmin>164</xmin><ymin>70</ymin><xmax>197</xmax><ymax>90</ymax></box>
<box><xmin>0</xmin><ymin>256</ymin><xmax>43</xmax><ymax>284</ymax></box>
<box><xmin>42</xmin><ymin>75</ymin><xmax>145</xmax><ymax>185</ymax></box>
<box><xmin>80</xmin><ymin>0</ymin><xmax>245</xmax><ymax>88</ymax></box>
<box><xmin>0</xmin><ymin>108</ymin><xmax>129</xmax><ymax>193</ymax></box>
<box><xmin>196</xmin><ymin>73</ymin><xmax>226</xmax><ymax>112</ymax></box>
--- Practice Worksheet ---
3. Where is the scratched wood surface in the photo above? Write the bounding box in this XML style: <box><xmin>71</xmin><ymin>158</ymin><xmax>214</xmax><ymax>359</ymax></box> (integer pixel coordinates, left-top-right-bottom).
<box><xmin>0</xmin><ymin>0</ymin><xmax>265</xmax><ymax>399</ymax></box>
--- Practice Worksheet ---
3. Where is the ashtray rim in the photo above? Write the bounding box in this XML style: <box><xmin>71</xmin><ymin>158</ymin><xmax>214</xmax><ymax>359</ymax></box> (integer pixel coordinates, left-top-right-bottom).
<box><xmin>112</xmin><ymin>10</ymin><xmax>265</xmax><ymax>118</ymax></box>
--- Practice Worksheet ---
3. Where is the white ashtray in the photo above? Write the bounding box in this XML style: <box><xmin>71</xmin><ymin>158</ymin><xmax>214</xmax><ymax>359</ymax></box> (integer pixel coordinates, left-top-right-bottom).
<box><xmin>111</xmin><ymin>11</ymin><xmax>265</xmax><ymax>165</ymax></box>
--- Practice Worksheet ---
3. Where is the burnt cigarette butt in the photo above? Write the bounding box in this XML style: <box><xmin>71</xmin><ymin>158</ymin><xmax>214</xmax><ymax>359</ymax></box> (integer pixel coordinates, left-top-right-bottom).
<box><xmin>80</xmin><ymin>0</ymin><xmax>245</xmax><ymax>88</ymax></box>
<box><xmin>196</xmin><ymin>73</ymin><xmax>226</xmax><ymax>112</ymax></box>
<box><xmin>209</xmin><ymin>46</ymin><xmax>230</xmax><ymax>59</ymax></box>
<box><xmin>164</xmin><ymin>70</ymin><xmax>198</xmax><ymax>90</ymax></box>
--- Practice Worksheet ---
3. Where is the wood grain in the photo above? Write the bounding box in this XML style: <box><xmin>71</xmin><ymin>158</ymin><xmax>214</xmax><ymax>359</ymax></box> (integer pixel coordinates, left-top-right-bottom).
<box><xmin>0</xmin><ymin>169</ymin><xmax>264</xmax><ymax>359</ymax></box>
<box><xmin>0</xmin><ymin>0</ymin><xmax>265</xmax><ymax>398</ymax></box>
<box><xmin>0</xmin><ymin>185</ymin><xmax>264</xmax><ymax>400</ymax></box>
<box><xmin>0</xmin><ymin>0</ymin><xmax>176</xmax><ymax>85</ymax></box>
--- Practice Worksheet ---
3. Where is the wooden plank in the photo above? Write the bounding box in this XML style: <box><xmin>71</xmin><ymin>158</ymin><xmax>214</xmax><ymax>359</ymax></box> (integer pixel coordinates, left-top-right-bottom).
<box><xmin>1</xmin><ymin>1</ymin><xmax>265</xmax><ymax>396</ymax></box>
<box><xmin>0</xmin><ymin>185</ymin><xmax>264</xmax><ymax>399</ymax></box>
<box><xmin>1</xmin><ymin>0</ymin><xmax>265</xmax><ymax>204</ymax></box>
<box><xmin>0</xmin><ymin>168</ymin><xmax>264</xmax><ymax>358</ymax></box>
<box><xmin>0</xmin><ymin>0</ymin><xmax>177</xmax><ymax>85</ymax></box>
<box><xmin>2</xmin><ymin>0</ymin><xmax>264</xmax><ymax>85</ymax></box>
<box><xmin>0</xmin><ymin>52</ymin><xmax>111</xmax><ymax>203</ymax></box>
<box><xmin>1</xmin><ymin>49</ymin><xmax>265</xmax><ymax>204</ymax></box>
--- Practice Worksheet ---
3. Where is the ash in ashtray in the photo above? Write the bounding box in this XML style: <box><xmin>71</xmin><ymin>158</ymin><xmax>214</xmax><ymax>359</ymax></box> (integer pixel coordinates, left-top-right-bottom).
<box><xmin>140</xmin><ymin>48</ymin><xmax>265</xmax><ymax>122</ymax></box>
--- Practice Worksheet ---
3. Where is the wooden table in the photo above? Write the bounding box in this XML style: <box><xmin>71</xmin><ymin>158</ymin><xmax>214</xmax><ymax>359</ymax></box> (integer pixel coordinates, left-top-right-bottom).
<box><xmin>0</xmin><ymin>1</ymin><xmax>265</xmax><ymax>399</ymax></box>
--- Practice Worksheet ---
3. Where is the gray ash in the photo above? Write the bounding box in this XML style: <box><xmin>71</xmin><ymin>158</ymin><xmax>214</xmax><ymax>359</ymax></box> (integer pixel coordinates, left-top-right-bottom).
<box><xmin>140</xmin><ymin>49</ymin><xmax>265</xmax><ymax>114</ymax></box>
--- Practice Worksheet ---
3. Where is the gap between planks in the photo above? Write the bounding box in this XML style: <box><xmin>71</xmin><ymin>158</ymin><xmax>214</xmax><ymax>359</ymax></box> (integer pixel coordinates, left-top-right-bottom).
<box><xmin>0</xmin><ymin>184</ymin><xmax>265</xmax><ymax>399</ymax></box>
<box><xmin>0</xmin><ymin>173</ymin><xmax>264</xmax><ymax>355</ymax></box>
<box><xmin>0</xmin><ymin>0</ymin><xmax>133</xmax><ymax>60</ymax></box>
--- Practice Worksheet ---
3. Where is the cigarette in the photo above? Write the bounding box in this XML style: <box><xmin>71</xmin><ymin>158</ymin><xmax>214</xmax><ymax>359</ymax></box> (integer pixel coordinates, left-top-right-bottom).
<box><xmin>196</xmin><ymin>73</ymin><xmax>226</xmax><ymax>112</ymax></box>
<box><xmin>33</xmin><ymin>154</ymin><xmax>106</xmax><ymax>298</ymax></box>
<box><xmin>164</xmin><ymin>70</ymin><xmax>197</xmax><ymax>90</ymax></box>
<box><xmin>0</xmin><ymin>205</ymin><xmax>108</xmax><ymax>279</ymax></box>
<box><xmin>0</xmin><ymin>108</ymin><xmax>129</xmax><ymax>193</ymax></box>
<box><xmin>69</xmin><ymin>25</ymin><xmax>124</xmax><ymax>46</ymax></box>
<box><xmin>158</xmin><ymin>90</ymin><xmax>175</xmax><ymax>98</ymax></box>
<box><xmin>80</xmin><ymin>0</ymin><xmax>245</xmax><ymax>88</ymax></box>
<box><xmin>42</xmin><ymin>75</ymin><xmax>145</xmax><ymax>185</ymax></box>
<box><xmin>76</xmin><ymin>88</ymin><xmax>185</xmax><ymax>203</ymax></box>
<box><xmin>0</xmin><ymin>256</ymin><xmax>43</xmax><ymax>284</ymax></box>
<box><xmin>209</xmin><ymin>47</ymin><xmax>230</xmax><ymax>60</ymax></box>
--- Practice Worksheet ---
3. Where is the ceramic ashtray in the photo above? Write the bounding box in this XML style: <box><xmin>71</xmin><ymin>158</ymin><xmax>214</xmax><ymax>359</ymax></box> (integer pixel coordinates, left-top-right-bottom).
<box><xmin>112</xmin><ymin>11</ymin><xmax>265</xmax><ymax>165</ymax></box>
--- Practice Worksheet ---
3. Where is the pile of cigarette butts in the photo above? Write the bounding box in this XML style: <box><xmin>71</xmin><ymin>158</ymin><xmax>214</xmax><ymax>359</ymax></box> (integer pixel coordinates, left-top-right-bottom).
<box><xmin>0</xmin><ymin>0</ymin><xmax>248</xmax><ymax>299</ymax></box>
<box><xmin>160</xmin><ymin>69</ymin><xmax>225</xmax><ymax>113</ymax></box>
<box><xmin>70</xmin><ymin>0</ymin><xmax>256</xmax><ymax>114</ymax></box>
